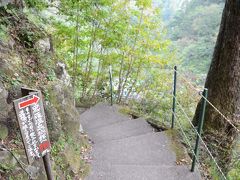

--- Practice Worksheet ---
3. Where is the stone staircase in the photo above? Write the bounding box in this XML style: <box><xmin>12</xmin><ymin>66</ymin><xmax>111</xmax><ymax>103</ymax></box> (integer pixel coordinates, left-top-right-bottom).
<box><xmin>81</xmin><ymin>103</ymin><xmax>201</xmax><ymax>180</ymax></box>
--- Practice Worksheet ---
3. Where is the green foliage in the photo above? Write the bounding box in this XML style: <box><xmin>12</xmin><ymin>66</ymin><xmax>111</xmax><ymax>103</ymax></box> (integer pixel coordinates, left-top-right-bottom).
<box><xmin>228</xmin><ymin>164</ymin><xmax>240</xmax><ymax>180</ymax></box>
<box><xmin>0</xmin><ymin>24</ymin><xmax>9</xmax><ymax>42</ymax></box>
<box><xmin>167</xmin><ymin>0</ymin><xmax>224</xmax><ymax>75</ymax></box>
<box><xmin>51</xmin><ymin>134</ymin><xmax>90</xmax><ymax>179</ymax></box>
<box><xmin>24</xmin><ymin>0</ymin><xmax>48</xmax><ymax>10</ymax></box>
<box><xmin>228</xmin><ymin>151</ymin><xmax>240</xmax><ymax>179</ymax></box>
<box><xmin>53</xmin><ymin>0</ymin><xmax>173</xmax><ymax>104</ymax></box>
<box><xmin>0</xmin><ymin>5</ymin><xmax>46</xmax><ymax>49</ymax></box>
<box><xmin>0</xmin><ymin>163</ymin><xmax>15</xmax><ymax>174</ymax></box>
<box><xmin>51</xmin><ymin>135</ymin><xmax>65</xmax><ymax>154</ymax></box>
<box><xmin>136</xmin><ymin>0</ymin><xmax>152</xmax><ymax>8</ymax></box>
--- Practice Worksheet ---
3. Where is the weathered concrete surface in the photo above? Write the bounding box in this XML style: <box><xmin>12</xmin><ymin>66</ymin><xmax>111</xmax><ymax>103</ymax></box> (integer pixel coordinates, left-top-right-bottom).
<box><xmin>91</xmin><ymin>132</ymin><xmax>176</xmax><ymax>166</ymax></box>
<box><xmin>82</xmin><ymin>103</ymin><xmax>201</xmax><ymax>180</ymax></box>
<box><xmin>87</xmin><ymin>118</ymin><xmax>154</xmax><ymax>143</ymax></box>
<box><xmin>81</xmin><ymin>103</ymin><xmax>131</xmax><ymax>130</ymax></box>
<box><xmin>87</xmin><ymin>163</ymin><xmax>200</xmax><ymax>180</ymax></box>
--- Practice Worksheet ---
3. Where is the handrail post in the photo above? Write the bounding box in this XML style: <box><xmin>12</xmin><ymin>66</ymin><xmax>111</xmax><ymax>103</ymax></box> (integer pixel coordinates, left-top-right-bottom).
<box><xmin>191</xmin><ymin>88</ymin><xmax>208</xmax><ymax>172</ymax></box>
<box><xmin>171</xmin><ymin>66</ymin><xmax>177</xmax><ymax>128</ymax></box>
<box><xmin>109</xmin><ymin>65</ymin><xmax>113</xmax><ymax>106</ymax></box>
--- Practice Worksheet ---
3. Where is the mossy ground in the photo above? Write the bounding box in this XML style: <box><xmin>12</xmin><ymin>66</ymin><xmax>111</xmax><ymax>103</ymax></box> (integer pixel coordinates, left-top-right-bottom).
<box><xmin>119</xmin><ymin>106</ymin><xmax>191</xmax><ymax>165</ymax></box>
<box><xmin>118</xmin><ymin>106</ymin><xmax>141</xmax><ymax>119</ymax></box>
<box><xmin>51</xmin><ymin>133</ymin><xmax>91</xmax><ymax>179</ymax></box>
<box><xmin>165</xmin><ymin>129</ymin><xmax>192</xmax><ymax>165</ymax></box>
<box><xmin>119</xmin><ymin>106</ymin><xmax>169</xmax><ymax>130</ymax></box>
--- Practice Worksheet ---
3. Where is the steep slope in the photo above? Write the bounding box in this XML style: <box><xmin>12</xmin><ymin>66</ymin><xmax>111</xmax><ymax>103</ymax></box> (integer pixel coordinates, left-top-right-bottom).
<box><xmin>0</xmin><ymin>2</ymin><xmax>90</xmax><ymax>179</ymax></box>
<box><xmin>166</xmin><ymin>0</ymin><xmax>224</xmax><ymax>75</ymax></box>
<box><xmin>156</xmin><ymin>0</ymin><xmax>192</xmax><ymax>20</ymax></box>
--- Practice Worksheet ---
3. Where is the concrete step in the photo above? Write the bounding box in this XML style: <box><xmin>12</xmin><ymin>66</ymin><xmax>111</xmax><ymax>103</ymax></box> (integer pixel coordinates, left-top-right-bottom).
<box><xmin>82</xmin><ymin>103</ymin><xmax>201</xmax><ymax>180</ymax></box>
<box><xmin>90</xmin><ymin>132</ymin><xmax>176</xmax><ymax>166</ymax></box>
<box><xmin>81</xmin><ymin>103</ymin><xmax>131</xmax><ymax>131</ymax></box>
<box><xmin>87</xmin><ymin>118</ymin><xmax>154</xmax><ymax>143</ymax></box>
<box><xmin>86</xmin><ymin>163</ymin><xmax>201</xmax><ymax>180</ymax></box>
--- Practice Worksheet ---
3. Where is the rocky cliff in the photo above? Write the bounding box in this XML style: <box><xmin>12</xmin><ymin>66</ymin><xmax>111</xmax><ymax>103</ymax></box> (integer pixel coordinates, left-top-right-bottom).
<box><xmin>0</xmin><ymin>2</ymin><xmax>89</xmax><ymax>179</ymax></box>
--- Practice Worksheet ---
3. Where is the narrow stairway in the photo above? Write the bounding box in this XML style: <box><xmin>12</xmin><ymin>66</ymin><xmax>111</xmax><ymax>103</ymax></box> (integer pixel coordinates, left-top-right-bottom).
<box><xmin>81</xmin><ymin>103</ymin><xmax>201</xmax><ymax>180</ymax></box>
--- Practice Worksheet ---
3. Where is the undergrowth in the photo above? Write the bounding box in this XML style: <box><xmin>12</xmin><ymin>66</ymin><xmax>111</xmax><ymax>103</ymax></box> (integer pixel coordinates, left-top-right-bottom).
<box><xmin>51</xmin><ymin>133</ymin><xmax>90</xmax><ymax>179</ymax></box>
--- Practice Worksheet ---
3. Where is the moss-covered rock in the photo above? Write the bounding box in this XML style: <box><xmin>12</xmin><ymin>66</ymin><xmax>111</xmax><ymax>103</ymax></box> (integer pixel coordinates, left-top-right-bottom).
<box><xmin>0</xmin><ymin>5</ymin><xmax>88</xmax><ymax>179</ymax></box>
<box><xmin>0</xmin><ymin>150</ymin><xmax>17</xmax><ymax>173</ymax></box>
<box><xmin>47</xmin><ymin>81</ymin><xmax>80</xmax><ymax>139</ymax></box>
<box><xmin>64</xmin><ymin>145</ymin><xmax>81</xmax><ymax>174</ymax></box>
<box><xmin>0</xmin><ymin>82</ymin><xmax>9</xmax><ymax>120</ymax></box>
<box><xmin>165</xmin><ymin>130</ymin><xmax>191</xmax><ymax>165</ymax></box>
<box><xmin>51</xmin><ymin>134</ymin><xmax>90</xmax><ymax>179</ymax></box>
<box><xmin>0</xmin><ymin>123</ymin><xmax>8</xmax><ymax>140</ymax></box>
<box><xmin>44</xmin><ymin>102</ymin><xmax>62</xmax><ymax>142</ymax></box>
<box><xmin>0</xmin><ymin>53</ymin><xmax>22</xmax><ymax>81</ymax></box>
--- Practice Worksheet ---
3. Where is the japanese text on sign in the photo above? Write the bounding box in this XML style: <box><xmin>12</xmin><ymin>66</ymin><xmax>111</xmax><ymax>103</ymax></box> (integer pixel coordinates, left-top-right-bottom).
<box><xmin>14</xmin><ymin>91</ymin><xmax>50</xmax><ymax>164</ymax></box>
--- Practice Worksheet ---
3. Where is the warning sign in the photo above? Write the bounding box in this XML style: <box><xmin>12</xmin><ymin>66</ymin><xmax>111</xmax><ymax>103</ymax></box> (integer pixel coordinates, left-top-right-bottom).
<box><xmin>14</xmin><ymin>90</ymin><xmax>50</xmax><ymax>164</ymax></box>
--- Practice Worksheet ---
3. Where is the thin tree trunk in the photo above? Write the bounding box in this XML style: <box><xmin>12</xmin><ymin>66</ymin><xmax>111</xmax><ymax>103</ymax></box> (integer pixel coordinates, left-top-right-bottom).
<box><xmin>81</xmin><ymin>24</ymin><xmax>96</xmax><ymax>99</ymax></box>
<box><xmin>118</xmin><ymin>9</ymin><xmax>144</xmax><ymax>103</ymax></box>
<box><xmin>85</xmin><ymin>25</ymin><xmax>98</xmax><ymax>97</ymax></box>
<box><xmin>72</xmin><ymin>3</ymin><xmax>80</xmax><ymax>106</ymax></box>
<box><xmin>124</xmin><ymin>60</ymin><xmax>143</xmax><ymax>101</ymax></box>
<box><xmin>91</xmin><ymin>47</ymin><xmax>104</xmax><ymax>100</ymax></box>
<box><xmin>117</xmin><ymin>55</ymin><xmax>125</xmax><ymax>102</ymax></box>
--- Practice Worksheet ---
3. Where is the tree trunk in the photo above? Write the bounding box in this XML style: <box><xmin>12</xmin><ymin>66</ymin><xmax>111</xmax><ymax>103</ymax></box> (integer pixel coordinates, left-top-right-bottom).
<box><xmin>81</xmin><ymin>24</ymin><xmax>95</xmax><ymax>99</ymax></box>
<box><xmin>117</xmin><ymin>9</ymin><xmax>143</xmax><ymax>103</ymax></box>
<box><xmin>72</xmin><ymin>6</ymin><xmax>80</xmax><ymax>102</ymax></box>
<box><xmin>117</xmin><ymin>57</ymin><xmax>124</xmax><ymax>102</ymax></box>
<box><xmin>193</xmin><ymin>0</ymin><xmax>240</xmax><ymax>172</ymax></box>
<box><xmin>124</xmin><ymin>60</ymin><xmax>142</xmax><ymax>101</ymax></box>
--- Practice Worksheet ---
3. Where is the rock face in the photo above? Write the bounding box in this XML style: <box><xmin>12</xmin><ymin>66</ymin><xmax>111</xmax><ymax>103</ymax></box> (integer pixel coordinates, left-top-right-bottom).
<box><xmin>0</xmin><ymin>82</ymin><xmax>11</xmax><ymax>140</ymax></box>
<box><xmin>0</xmin><ymin>82</ymin><xmax>9</xmax><ymax>121</ymax></box>
<box><xmin>0</xmin><ymin>57</ymin><xmax>82</xmax><ymax>179</ymax></box>
<box><xmin>0</xmin><ymin>123</ymin><xmax>8</xmax><ymax>140</ymax></box>
<box><xmin>55</xmin><ymin>62</ymin><xmax>71</xmax><ymax>87</ymax></box>
<box><xmin>35</xmin><ymin>38</ymin><xmax>51</xmax><ymax>54</ymax></box>
<box><xmin>47</xmin><ymin>81</ymin><xmax>80</xmax><ymax>139</ymax></box>
<box><xmin>44</xmin><ymin>101</ymin><xmax>62</xmax><ymax>141</ymax></box>
<box><xmin>0</xmin><ymin>150</ymin><xmax>17</xmax><ymax>167</ymax></box>
<box><xmin>0</xmin><ymin>5</ymin><xmax>86</xmax><ymax>179</ymax></box>
<box><xmin>0</xmin><ymin>0</ymin><xmax>14</xmax><ymax>7</ymax></box>
<box><xmin>0</xmin><ymin>0</ymin><xmax>23</xmax><ymax>7</ymax></box>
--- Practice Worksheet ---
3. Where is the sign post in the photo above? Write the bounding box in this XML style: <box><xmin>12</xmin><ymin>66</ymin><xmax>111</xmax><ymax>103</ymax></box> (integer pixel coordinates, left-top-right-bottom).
<box><xmin>13</xmin><ymin>88</ymin><xmax>53</xmax><ymax>180</ymax></box>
